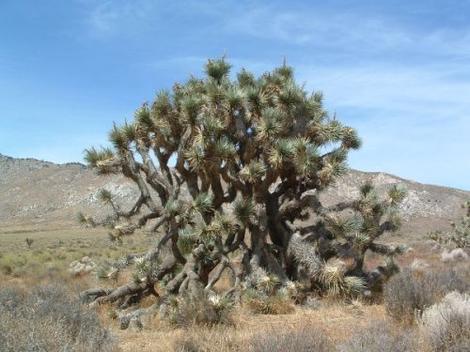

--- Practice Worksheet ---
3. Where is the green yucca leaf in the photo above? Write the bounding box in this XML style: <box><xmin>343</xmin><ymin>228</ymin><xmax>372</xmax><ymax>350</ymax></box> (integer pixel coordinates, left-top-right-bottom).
<box><xmin>353</xmin><ymin>233</ymin><xmax>371</xmax><ymax>246</ymax></box>
<box><xmin>153</xmin><ymin>90</ymin><xmax>172</xmax><ymax>117</ymax></box>
<box><xmin>341</xmin><ymin>127</ymin><xmax>362</xmax><ymax>149</ymax></box>
<box><xmin>200</xmin><ymin>115</ymin><xmax>224</xmax><ymax>135</ymax></box>
<box><xmin>256</xmin><ymin>107</ymin><xmax>284</xmax><ymax>141</ymax></box>
<box><xmin>237</xmin><ymin>68</ymin><xmax>256</xmax><ymax>87</ymax></box>
<box><xmin>109</xmin><ymin>124</ymin><xmax>129</xmax><ymax>150</ymax></box>
<box><xmin>244</xmin><ymin>86</ymin><xmax>262</xmax><ymax>109</ymax></box>
<box><xmin>214</xmin><ymin>137</ymin><xmax>236</xmax><ymax>159</ymax></box>
<box><xmin>268</xmin><ymin>138</ymin><xmax>295</xmax><ymax>168</ymax></box>
<box><xmin>122</xmin><ymin>122</ymin><xmax>136</xmax><ymax>142</ymax></box>
<box><xmin>343</xmin><ymin>276</ymin><xmax>366</xmax><ymax>295</ymax></box>
<box><xmin>181</xmin><ymin>95</ymin><xmax>203</xmax><ymax>123</ymax></box>
<box><xmin>234</xmin><ymin>197</ymin><xmax>255</xmax><ymax>225</ymax></box>
<box><xmin>312</xmin><ymin>119</ymin><xmax>343</xmax><ymax>144</ymax></box>
<box><xmin>209</xmin><ymin>213</ymin><xmax>237</xmax><ymax>235</ymax></box>
<box><xmin>240</xmin><ymin>160</ymin><xmax>266</xmax><ymax>184</ymax></box>
<box><xmin>177</xmin><ymin>228</ymin><xmax>198</xmax><ymax>255</ymax></box>
<box><xmin>185</xmin><ymin>75</ymin><xmax>205</xmax><ymax>94</ymax></box>
<box><xmin>205</xmin><ymin>58</ymin><xmax>231</xmax><ymax>82</ymax></box>
<box><xmin>303</xmin><ymin>96</ymin><xmax>323</xmax><ymax>119</ymax></box>
<box><xmin>135</xmin><ymin>105</ymin><xmax>153</xmax><ymax>129</ymax></box>
<box><xmin>83</xmin><ymin>147</ymin><xmax>100</xmax><ymax>167</ymax></box>
<box><xmin>291</xmin><ymin>138</ymin><xmax>320</xmax><ymax>177</ymax></box>
<box><xmin>325</xmin><ymin>215</ymin><xmax>361</xmax><ymax>238</ymax></box>
<box><xmin>225</xmin><ymin>86</ymin><xmax>244</xmax><ymax>110</ymax></box>
<box><xmin>387</xmin><ymin>184</ymin><xmax>407</xmax><ymax>206</ymax></box>
<box><xmin>274</xmin><ymin>62</ymin><xmax>294</xmax><ymax>80</ymax></box>
<box><xmin>165</xmin><ymin>199</ymin><xmax>182</xmax><ymax>216</ymax></box>
<box><xmin>185</xmin><ymin>144</ymin><xmax>205</xmax><ymax>171</ymax></box>
<box><xmin>277</xmin><ymin>81</ymin><xmax>304</xmax><ymax>107</ymax></box>
<box><xmin>193</xmin><ymin>192</ymin><xmax>214</xmax><ymax>214</ymax></box>
<box><xmin>83</xmin><ymin>147</ymin><xmax>114</xmax><ymax>167</ymax></box>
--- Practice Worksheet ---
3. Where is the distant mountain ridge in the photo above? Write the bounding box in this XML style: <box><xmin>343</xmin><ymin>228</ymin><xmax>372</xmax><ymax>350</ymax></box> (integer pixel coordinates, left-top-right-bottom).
<box><xmin>1</xmin><ymin>153</ymin><xmax>468</xmax><ymax>237</ymax></box>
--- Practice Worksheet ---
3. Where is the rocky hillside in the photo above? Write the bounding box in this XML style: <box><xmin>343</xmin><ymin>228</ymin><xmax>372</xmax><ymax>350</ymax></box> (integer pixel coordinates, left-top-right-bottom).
<box><xmin>1</xmin><ymin>153</ymin><xmax>468</xmax><ymax>237</ymax></box>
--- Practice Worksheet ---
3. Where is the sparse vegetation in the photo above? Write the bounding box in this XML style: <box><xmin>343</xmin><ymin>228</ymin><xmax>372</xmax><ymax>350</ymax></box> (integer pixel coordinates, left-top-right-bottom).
<box><xmin>384</xmin><ymin>265</ymin><xmax>470</xmax><ymax>323</ymax></box>
<box><xmin>0</xmin><ymin>284</ymin><xmax>116</xmax><ymax>352</ymax></box>
<box><xmin>420</xmin><ymin>291</ymin><xmax>470</xmax><ymax>352</ymax></box>
<box><xmin>248</xmin><ymin>323</ymin><xmax>333</xmax><ymax>352</ymax></box>
<box><xmin>339</xmin><ymin>320</ymin><xmax>416</xmax><ymax>352</ymax></box>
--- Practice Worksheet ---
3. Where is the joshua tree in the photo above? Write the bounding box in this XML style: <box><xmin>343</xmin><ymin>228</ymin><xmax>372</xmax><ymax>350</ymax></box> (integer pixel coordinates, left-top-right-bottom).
<box><xmin>429</xmin><ymin>201</ymin><xmax>470</xmax><ymax>249</ymax></box>
<box><xmin>80</xmin><ymin>58</ymin><xmax>406</xmax><ymax>325</ymax></box>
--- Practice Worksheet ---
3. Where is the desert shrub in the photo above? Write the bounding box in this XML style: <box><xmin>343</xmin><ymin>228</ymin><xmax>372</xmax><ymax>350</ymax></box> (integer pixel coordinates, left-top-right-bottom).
<box><xmin>168</xmin><ymin>291</ymin><xmax>234</xmax><ymax>327</ymax></box>
<box><xmin>0</xmin><ymin>284</ymin><xmax>116</xmax><ymax>352</ymax></box>
<box><xmin>243</xmin><ymin>289</ymin><xmax>294</xmax><ymax>315</ymax></box>
<box><xmin>384</xmin><ymin>267</ymin><xmax>470</xmax><ymax>323</ymax></box>
<box><xmin>339</xmin><ymin>320</ymin><xmax>416</xmax><ymax>352</ymax></box>
<box><xmin>248</xmin><ymin>323</ymin><xmax>333</xmax><ymax>352</ymax></box>
<box><xmin>420</xmin><ymin>291</ymin><xmax>470</xmax><ymax>352</ymax></box>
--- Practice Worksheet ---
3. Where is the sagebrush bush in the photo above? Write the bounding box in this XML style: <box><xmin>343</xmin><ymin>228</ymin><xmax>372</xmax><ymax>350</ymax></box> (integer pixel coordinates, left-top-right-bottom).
<box><xmin>0</xmin><ymin>284</ymin><xmax>116</xmax><ymax>352</ymax></box>
<box><xmin>384</xmin><ymin>266</ymin><xmax>470</xmax><ymax>323</ymax></box>
<box><xmin>339</xmin><ymin>320</ymin><xmax>416</xmax><ymax>352</ymax></box>
<box><xmin>420</xmin><ymin>291</ymin><xmax>470</xmax><ymax>352</ymax></box>
<box><xmin>248</xmin><ymin>323</ymin><xmax>333</xmax><ymax>352</ymax></box>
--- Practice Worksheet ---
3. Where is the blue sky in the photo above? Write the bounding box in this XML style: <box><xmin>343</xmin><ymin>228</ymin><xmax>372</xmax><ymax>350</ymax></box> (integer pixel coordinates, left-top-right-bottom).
<box><xmin>1</xmin><ymin>0</ymin><xmax>469</xmax><ymax>190</ymax></box>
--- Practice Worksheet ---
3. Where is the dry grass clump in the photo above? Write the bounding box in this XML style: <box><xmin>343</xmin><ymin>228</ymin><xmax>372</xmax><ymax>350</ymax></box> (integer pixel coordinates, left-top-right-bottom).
<box><xmin>0</xmin><ymin>283</ymin><xmax>117</xmax><ymax>352</ymax></box>
<box><xmin>384</xmin><ymin>265</ymin><xmax>470</xmax><ymax>323</ymax></box>
<box><xmin>172</xmin><ymin>326</ymin><xmax>240</xmax><ymax>352</ymax></box>
<box><xmin>248</xmin><ymin>322</ymin><xmax>334</xmax><ymax>352</ymax></box>
<box><xmin>420</xmin><ymin>291</ymin><xmax>470</xmax><ymax>352</ymax></box>
<box><xmin>338</xmin><ymin>320</ymin><xmax>417</xmax><ymax>352</ymax></box>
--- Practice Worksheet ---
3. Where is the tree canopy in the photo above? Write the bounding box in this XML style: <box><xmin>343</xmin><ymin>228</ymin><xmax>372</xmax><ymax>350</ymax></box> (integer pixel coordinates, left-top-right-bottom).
<box><xmin>80</xmin><ymin>58</ymin><xmax>406</xmax><ymax>328</ymax></box>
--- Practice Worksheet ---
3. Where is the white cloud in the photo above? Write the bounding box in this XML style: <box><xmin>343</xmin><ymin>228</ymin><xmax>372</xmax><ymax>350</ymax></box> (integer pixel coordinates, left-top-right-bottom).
<box><xmin>83</xmin><ymin>0</ymin><xmax>159</xmax><ymax>37</ymax></box>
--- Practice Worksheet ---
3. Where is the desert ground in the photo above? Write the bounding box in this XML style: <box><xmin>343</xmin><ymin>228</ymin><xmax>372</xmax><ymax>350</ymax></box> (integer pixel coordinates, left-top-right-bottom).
<box><xmin>1</xmin><ymin>216</ymin><xmax>469</xmax><ymax>351</ymax></box>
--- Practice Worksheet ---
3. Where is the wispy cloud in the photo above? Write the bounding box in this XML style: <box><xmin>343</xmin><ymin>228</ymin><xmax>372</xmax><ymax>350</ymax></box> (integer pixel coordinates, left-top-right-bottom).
<box><xmin>83</xmin><ymin>0</ymin><xmax>160</xmax><ymax>37</ymax></box>
<box><xmin>222</xmin><ymin>3</ymin><xmax>470</xmax><ymax>60</ymax></box>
